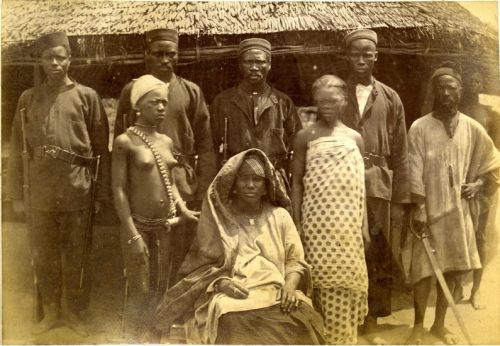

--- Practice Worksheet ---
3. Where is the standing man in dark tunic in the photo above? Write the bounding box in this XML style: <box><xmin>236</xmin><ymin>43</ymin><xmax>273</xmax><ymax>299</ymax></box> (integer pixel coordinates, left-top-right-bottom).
<box><xmin>210</xmin><ymin>38</ymin><xmax>301</xmax><ymax>190</ymax></box>
<box><xmin>114</xmin><ymin>28</ymin><xmax>217</xmax><ymax>283</ymax></box>
<box><xmin>340</xmin><ymin>29</ymin><xmax>410</xmax><ymax>343</ymax></box>
<box><xmin>7</xmin><ymin>32</ymin><xmax>110</xmax><ymax>336</ymax></box>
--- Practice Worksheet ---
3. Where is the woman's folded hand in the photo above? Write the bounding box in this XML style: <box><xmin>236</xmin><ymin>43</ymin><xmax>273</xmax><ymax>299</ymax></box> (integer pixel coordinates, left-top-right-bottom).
<box><xmin>280</xmin><ymin>286</ymin><xmax>300</xmax><ymax>314</ymax></box>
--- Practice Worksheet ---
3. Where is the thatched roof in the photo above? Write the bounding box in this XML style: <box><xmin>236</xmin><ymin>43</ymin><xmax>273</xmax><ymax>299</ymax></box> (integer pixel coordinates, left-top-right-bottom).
<box><xmin>1</xmin><ymin>1</ymin><xmax>498</xmax><ymax>64</ymax></box>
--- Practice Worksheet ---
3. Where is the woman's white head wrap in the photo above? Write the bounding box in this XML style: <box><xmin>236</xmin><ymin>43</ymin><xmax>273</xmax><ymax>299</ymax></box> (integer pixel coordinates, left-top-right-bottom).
<box><xmin>130</xmin><ymin>74</ymin><xmax>169</xmax><ymax>109</ymax></box>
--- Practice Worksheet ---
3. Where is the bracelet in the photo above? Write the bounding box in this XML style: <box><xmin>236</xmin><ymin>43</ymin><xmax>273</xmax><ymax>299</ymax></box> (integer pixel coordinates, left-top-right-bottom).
<box><xmin>127</xmin><ymin>234</ymin><xmax>142</xmax><ymax>245</ymax></box>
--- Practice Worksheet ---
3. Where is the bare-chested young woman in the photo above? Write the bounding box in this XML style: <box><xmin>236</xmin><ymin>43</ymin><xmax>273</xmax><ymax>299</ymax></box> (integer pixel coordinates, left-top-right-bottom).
<box><xmin>112</xmin><ymin>74</ymin><xmax>199</xmax><ymax>342</ymax></box>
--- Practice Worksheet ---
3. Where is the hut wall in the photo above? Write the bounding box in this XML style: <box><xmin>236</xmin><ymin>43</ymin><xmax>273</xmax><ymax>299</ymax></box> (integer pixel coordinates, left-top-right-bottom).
<box><xmin>2</xmin><ymin>48</ymin><xmax>499</xmax><ymax>145</ymax></box>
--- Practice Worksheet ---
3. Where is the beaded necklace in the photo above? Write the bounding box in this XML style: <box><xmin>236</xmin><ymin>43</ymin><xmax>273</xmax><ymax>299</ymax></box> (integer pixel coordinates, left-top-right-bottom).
<box><xmin>128</xmin><ymin>126</ymin><xmax>177</xmax><ymax>218</ymax></box>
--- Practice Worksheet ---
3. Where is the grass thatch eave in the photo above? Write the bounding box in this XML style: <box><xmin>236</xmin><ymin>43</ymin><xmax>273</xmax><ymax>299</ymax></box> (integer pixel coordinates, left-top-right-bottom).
<box><xmin>1</xmin><ymin>1</ymin><xmax>497</xmax><ymax>68</ymax></box>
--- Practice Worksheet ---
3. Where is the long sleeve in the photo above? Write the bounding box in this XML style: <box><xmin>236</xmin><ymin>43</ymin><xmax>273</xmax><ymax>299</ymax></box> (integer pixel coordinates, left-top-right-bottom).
<box><xmin>389</xmin><ymin>93</ymin><xmax>411</xmax><ymax>203</ymax></box>
<box><xmin>187</xmin><ymin>84</ymin><xmax>217</xmax><ymax>200</ymax></box>
<box><xmin>280</xmin><ymin>209</ymin><xmax>310</xmax><ymax>277</ymax></box>
<box><xmin>6</xmin><ymin>92</ymin><xmax>29</xmax><ymax>200</ymax></box>
<box><xmin>408</xmin><ymin>122</ymin><xmax>426</xmax><ymax>199</ymax></box>
<box><xmin>87</xmin><ymin>90</ymin><xmax>111</xmax><ymax>202</ymax></box>
<box><xmin>283</xmin><ymin>98</ymin><xmax>302</xmax><ymax>152</ymax></box>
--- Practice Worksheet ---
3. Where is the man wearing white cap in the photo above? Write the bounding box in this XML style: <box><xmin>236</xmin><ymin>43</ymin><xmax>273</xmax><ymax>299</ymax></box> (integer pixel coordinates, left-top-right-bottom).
<box><xmin>112</xmin><ymin>74</ymin><xmax>199</xmax><ymax>341</ymax></box>
<box><xmin>7</xmin><ymin>31</ymin><xmax>110</xmax><ymax>335</ymax></box>
<box><xmin>210</xmin><ymin>37</ymin><xmax>301</xmax><ymax>190</ymax></box>
<box><xmin>340</xmin><ymin>28</ymin><xmax>411</xmax><ymax>342</ymax></box>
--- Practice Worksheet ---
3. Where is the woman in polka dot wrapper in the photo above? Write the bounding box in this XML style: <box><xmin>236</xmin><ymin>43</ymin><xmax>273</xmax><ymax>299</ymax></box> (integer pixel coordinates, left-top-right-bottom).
<box><xmin>292</xmin><ymin>75</ymin><xmax>370</xmax><ymax>344</ymax></box>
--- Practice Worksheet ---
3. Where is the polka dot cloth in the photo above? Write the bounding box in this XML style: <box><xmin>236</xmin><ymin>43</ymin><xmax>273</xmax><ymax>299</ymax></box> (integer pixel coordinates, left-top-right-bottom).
<box><xmin>313</xmin><ymin>287</ymin><xmax>368</xmax><ymax>344</ymax></box>
<box><xmin>301</xmin><ymin>137</ymin><xmax>369</xmax><ymax>344</ymax></box>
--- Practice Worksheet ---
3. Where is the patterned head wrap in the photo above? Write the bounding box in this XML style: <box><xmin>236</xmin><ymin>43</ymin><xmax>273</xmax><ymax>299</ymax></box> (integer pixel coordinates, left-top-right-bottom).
<box><xmin>238</xmin><ymin>155</ymin><xmax>266</xmax><ymax>178</ymax></box>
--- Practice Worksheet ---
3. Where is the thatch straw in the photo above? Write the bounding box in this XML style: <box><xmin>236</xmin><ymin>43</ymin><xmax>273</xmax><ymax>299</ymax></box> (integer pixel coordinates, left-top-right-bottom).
<box><xmin>1</xmin><ymin>1</ymin><xmax>497</xmax><ymax>64</ymax></box>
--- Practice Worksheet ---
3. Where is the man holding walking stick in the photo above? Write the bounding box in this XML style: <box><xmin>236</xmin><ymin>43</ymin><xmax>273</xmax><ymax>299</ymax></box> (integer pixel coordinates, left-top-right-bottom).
<box><xmin>6</xmin><ymin>31</ymin><xmax>110</xmax><ymax>336</ymax></box>
<box><xmin>406</xmin><ymin>65</ymin><xmax>500</xmax><ymax>344</ymax></box>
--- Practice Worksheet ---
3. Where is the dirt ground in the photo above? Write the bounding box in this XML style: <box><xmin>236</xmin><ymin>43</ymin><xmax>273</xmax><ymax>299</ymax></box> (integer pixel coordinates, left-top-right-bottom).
<box><xmin>2</xmin><ymin>215</ymin><xmax>500</xmax><ymax>344</ymax></box>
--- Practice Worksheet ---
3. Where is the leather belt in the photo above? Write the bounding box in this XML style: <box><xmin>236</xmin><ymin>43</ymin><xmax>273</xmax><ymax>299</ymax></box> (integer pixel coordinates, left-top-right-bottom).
<box><xmin>33</xmin><ymin>145</ymin><xmax>97</xmax><ymax>169</ymax></box>
<box><xmin>363</xmin><ymin>152</ymin><xmax>387</xmax><ymax>168</ymax></box>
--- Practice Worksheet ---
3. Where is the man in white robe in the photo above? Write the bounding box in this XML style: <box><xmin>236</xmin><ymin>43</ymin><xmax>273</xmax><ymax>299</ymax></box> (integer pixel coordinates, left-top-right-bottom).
<box><xmin>406</xmin><ymin>66</ymin><xmax>500</xmax><ymax>344</ymax></box>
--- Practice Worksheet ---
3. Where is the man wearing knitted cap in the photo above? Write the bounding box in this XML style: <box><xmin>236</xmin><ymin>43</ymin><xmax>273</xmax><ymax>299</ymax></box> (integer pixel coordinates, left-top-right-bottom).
<box><xmin>210</xmin><ymin>37</ymin><xmax>301</xmax><ymax>191</ymax></box>
<box><xmin>114</xmin><ymin>28</ymin><xmax>217</xmax><ymax>286</ymax></box>
<box><xmin>406</xmin><ymin>66</ymin><xmax>500</xmax><ymax>344</ymax></box>
<box><xmin>7</xmin><ymin>31</ymin><xmax>110</xmax><ymax>335</ymax></box>
<box><xmin>340</xmin><ymin>28</ymin><xmax>411</xmax><ymax>342</ymax></box>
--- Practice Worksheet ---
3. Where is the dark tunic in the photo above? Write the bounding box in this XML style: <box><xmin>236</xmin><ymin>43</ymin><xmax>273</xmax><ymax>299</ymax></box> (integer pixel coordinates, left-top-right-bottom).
<box><xmin>210</xmin><ymin>83</ymin><xmax>301</xmax><ymax>170</ymax></box>
<box><xmin>6</xmin><ymin>81</ymin><xmax>110</xmax><ymax>313</ymax></box>
<box><xmin>7</xmin><ymin>81</ymin><xmax>110</xmax><ymax>210</ymax></box>
<box><xmin>342</xmin><ymin>76</ymin><xmax>411</xmax><ymax>317</ymax></box>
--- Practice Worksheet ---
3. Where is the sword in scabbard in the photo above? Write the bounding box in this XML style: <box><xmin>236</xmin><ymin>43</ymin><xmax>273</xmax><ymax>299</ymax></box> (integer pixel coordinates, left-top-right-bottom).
<box><xmin>20</xmin><ymin>107</ymin><xmax>44</xmax><ymax>323</ymax></box>
<box><xmin>409</xmin><ymin>212</ymin><xmax>473</xmax><ymax>345</ymax></box>
<box><xmin>79</xmin><ymin>155</ymin><xmax>100</xmax><ymax>290</ymax></box>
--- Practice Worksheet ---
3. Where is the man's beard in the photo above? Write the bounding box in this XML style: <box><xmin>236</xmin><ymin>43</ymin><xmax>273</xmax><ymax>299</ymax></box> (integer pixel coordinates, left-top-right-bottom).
<box><xmin>434</xmin><ymin>102</ymin><xmax>458</xmax><ymax>117</ymax></box>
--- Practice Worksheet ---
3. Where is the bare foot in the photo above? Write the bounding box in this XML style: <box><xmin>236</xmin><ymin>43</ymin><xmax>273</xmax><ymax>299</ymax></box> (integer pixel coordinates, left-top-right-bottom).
<box><xmin>64</xmin><ymin>312</ymin><xmax>89</xmax><ymax>337</ymax></box>
<box><xmin>470</xmin><ymin>290</ymin><xmax>485</xmax><ymax>310</ymax></box>
<box><xmin>360</xmin><ymin>315</ymin><xmax>377</xmax><ymax>335</ymax></box>
<box><xmin>452</xmin><ymin>283</ymin><xmax>464</xmax><ymax>304</ymax></box>
<box><xmin>140</xmin><ymin>327</ymin><xmax>162</xmax><ymax>343</ymax></box>
<box><xmin>406</xmin><ymin>324</ymin><xmax>426</xmax><ymax>345</ymax></box>
<box><xmin>365</xmin><ymin>335</ymin><xmax>389</xmax><ymax>345</ymax></box>
<box><xmin>430</xmin><ymin>325</ymin><xmax>458</xmax><ymax>345</ymax></box>
<box><xmin>32</xmin><ymin>305</ymin><xmax>60</xmax><ymax>335</ymax></box>
<box><xmin>32</xmin><ymin>314</ymin><xmax>59</xmax><ymax>335</ymax></box>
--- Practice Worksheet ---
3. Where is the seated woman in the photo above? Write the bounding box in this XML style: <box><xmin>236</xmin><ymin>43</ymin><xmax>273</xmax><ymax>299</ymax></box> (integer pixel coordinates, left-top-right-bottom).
<box><xmin>151</xmin><ymin>149</ymin><xmax>324</xmax><ymax>344</ymax></box>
